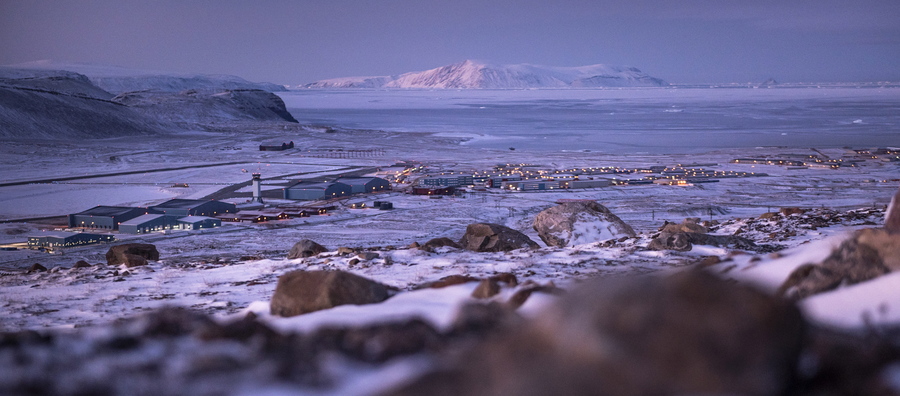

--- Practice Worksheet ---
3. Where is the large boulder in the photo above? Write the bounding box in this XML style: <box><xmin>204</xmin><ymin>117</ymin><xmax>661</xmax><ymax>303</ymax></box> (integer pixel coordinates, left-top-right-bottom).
<box><xmin>270</xmin><ymin>270</ymin><xmax>393</xmax><ymax>317</ymax></box>
<box><xmin>778</xmin><ymin>191</ymin><xmax>900</xmax><ymax>299</ymax></box>
<box><xmin>389</xmin><ymin>270</ymin><xmax>805</xmax><ymax>396</ymax></box>
<box><xmin>647</xmin><ymin>232</ymin><xmax>693</xmax><ymax>251</ymax></box>
<box><xmin>533</xmin><ymin>202</ymin><xmax>635</xmax><ymax>247</ymax></box>
<box><xmin>778</xmin><ymin>228</ymin><xmax>899</xmax><ymax>299</ymax></box>
<box><xmin>106</xmin><ymin>243</ymin><xmax>159</xmax><ymax>266</ymax></box>
<box><xmin>458</xmin><ymin>223</ymin><xmax>539</xmax><ymax>252</ymax></box>
<box><xmin>287</xmin><ymin>239</ymin><xmax>327</xmax><ymax>259</ymax></box>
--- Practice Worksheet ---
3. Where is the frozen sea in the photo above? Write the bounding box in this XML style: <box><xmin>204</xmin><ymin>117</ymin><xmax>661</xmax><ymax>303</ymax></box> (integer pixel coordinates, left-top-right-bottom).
<box><xmin>278</xmin><ymin>87</ymin><xmax>900</xmax><ymax>154</ymax></box>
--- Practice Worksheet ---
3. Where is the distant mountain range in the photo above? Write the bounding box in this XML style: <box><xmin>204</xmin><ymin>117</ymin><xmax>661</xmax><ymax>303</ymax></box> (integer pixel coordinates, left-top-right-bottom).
<box><xmin>304</xmin><ymin>60</ymin><xmax>668</xmax><ymax>89</ymax></box>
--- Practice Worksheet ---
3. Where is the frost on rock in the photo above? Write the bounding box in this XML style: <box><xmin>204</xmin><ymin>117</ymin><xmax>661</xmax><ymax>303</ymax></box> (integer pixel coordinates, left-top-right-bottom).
<box><xmin>533</xmin><ymin>202</ymin><xmax>635</xmax><ymax>248</ymax></box>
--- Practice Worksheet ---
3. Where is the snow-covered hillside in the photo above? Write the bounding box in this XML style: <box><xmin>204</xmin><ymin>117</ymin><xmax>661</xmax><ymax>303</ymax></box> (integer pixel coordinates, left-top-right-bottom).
<box><xmin>0</xmin><ymin>67</ymin><xmax>169</xmax><ymax>139</ymax></box>
<box><xmin>304</xmin><ymin>60</ymin><xmax>668</xmax><ymax>89</ymax></box>
<box><xmin>114</xmin><ymin>89</ymin><xmax>299</xmax><ymax>126</ymax></box>
<box><xmin>12</xmin><ymin>61</ymin><xmax>286</xmax><ymax>94</ymax></box>
<box><xmin>0</xmin><ymin>65</ymin><xmax>297</xmax><ymax>139</ymax></box>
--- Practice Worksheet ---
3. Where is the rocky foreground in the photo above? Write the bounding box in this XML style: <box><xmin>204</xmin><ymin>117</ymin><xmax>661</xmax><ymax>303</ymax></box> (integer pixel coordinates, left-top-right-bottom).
<box><xmin>1</xmin><ymin>197</ymin><xmax>899</xmax><ymax>395</ymax></box>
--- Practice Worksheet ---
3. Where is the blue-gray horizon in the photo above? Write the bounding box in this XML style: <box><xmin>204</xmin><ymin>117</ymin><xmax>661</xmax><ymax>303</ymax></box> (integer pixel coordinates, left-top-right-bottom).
<box><xmin>1</xmin><ymin>0</ymin><xmax>898</xmax><ymax>85</ymax></box>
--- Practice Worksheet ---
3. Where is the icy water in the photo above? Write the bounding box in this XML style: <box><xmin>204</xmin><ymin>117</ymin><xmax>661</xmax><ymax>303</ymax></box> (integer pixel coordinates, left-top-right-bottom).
<box><xmin>278</xmin><ymin>88</ymin><xmax>900</xmax><ymax>154</ymax></box>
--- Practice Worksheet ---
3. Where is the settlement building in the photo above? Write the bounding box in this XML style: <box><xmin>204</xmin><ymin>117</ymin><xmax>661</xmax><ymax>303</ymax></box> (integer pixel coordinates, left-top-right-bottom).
<box><xmin>149</xmin><ymin>199</ymin><xmax>237</xmax><ymax>217</ymax></box>
<box><xmin>283</xmin><ymin>181</ymin><xmax>352</xmax><ymax>200</ymax></box>
<box><xmin>561</xmin><ymin>179</ymin><xmax>611</xmax><ymax>189</ymax></box>
<box><xmin>176</xmin><ymin>216</ymin><xmax>221</xmax><ymax>230</ymax></box>
<box><xmin>259</xmin><ymin>141</ymin><xmax>295</xmax><ymax>151</ymax></box>
<box><xmin>120</xmin><ymin>214</ymin><xmax>224</xmax><ymax>234</ymax></box>
<box><xmin>118</xmin><ymin>214</ymin><xmax>180</xmax><ymax>234</ymax></box>
<box><xmin>335</xmin><ymin>177</ymin><xmax>391</xmax><ymax>194</ymax></box>
<box><xmin>502</xmin><ymin>180</ymin><xmax>559</xmax><ymax>191</ymax></box>
<box><xmin>420</xmin><ymin>175</ymin><xmax>474</xmax><ymax>188</ymax></box>
<box><xmin>68</xmin><ymin>206</ymin><xmax>161</xmax><ymax>230</ymax></box>
<box><xmin>217</xmin><ymin>213</ymin><xmax>266</xmax><ymax>223</ymax></box>
<box><xmin>412</xmin><ymin>186</ymin><xmax>455</xmax><ymax>195</ymax></box>
<box><xmin>28</xmin><ymin>232</ymin><xmax>115</xmax><ymax>249</ymax></box>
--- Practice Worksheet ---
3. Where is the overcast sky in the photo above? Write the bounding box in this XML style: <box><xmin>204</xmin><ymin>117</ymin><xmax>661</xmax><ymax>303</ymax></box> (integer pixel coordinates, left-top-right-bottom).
<box><xmin>1</xmin><ymin>0</ymin><xmax>898</xmax><ymax>85</ymax></box>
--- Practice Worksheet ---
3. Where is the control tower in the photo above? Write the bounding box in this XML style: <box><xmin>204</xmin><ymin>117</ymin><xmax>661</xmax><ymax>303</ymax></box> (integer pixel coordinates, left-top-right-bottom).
<box><xmin>251</xmin><ymin>173</ymin><xmax>264</xmax><ymax>203</ymax></box>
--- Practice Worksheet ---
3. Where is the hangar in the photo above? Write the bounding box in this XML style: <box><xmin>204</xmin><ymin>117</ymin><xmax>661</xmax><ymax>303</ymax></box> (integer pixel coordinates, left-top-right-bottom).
<box><xmin>283</xmin><ymin>181</ymin><xmax>352</xmax><ymax>201</ymax></box>
<box><xmin>149</xmin><ymin>199</ymin><xmax>237</xmax><ymax>217</ymax></box>
<box><xmin>68</xmin><ymin>206</ymin><xmax>161</xmax><ymax>230</ymax></box>
<box><xmin>28</xmin><ymin>232</ymin><xmax>115</xmax><ymax>249</ymax></box>
<box><xmin>334</xmin><ymin>177</ymin><xmax>391</xmax><ymax>194</ymax></box>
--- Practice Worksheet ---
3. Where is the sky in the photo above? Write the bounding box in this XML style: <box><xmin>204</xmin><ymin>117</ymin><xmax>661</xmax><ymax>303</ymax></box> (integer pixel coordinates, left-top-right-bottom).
<box><xmin>1</xmin><ymin>0</ymin><xmax>898</xmax><ymax>85</ymax></box>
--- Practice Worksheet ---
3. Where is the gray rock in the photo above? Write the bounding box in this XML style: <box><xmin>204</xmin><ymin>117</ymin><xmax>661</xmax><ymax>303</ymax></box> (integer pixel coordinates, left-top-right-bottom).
<box><xmin>287</xmin><ymin>239</ymin><xmax>327</xmax><ymax>259</ymax></box>
<box><xmin>420</xmin><ymin>237</ymin><xmax>461</xmax><ymax>252</ymax></box>
<box><xmin>73</xmin><ymin>260</ymin><xmax>92</xmax><ymax>269</ymax></box>
<box><xmin>886</xmin><ymin>187</ymin><xmax>900</xmax><ymax>233</ymax></box>
<box><xmin>357</xmin><ymin>252</ymin><xmax>380</xmax><ymax>260</ymax></box>
<box><xmin>778</xmin><ymin>228</ymin><xmax>897</xmax><ymax>299</ymax></box>
<box><xmin>471</xmin><ymin>279</ymin><xmax>500</xmax><ymax>299</ymax></box>
<box><xmin>270</xmin><ymin>270</ymin><xmax>393</xmax><ymax>317</ymax></box>
<box><xmin>106</xmin><ymin>243</ymin><xmax>159</xmax><ymax>266</ymax></box>
<box><xmin>648</xmin><ymin>232</ymin><xmax>761</xmax><ymax>252</ymax></box>
<box><xmin>648</xmin><ymin>232</ymin><xmax>693</xmax><ymax>251</ymax></box>
<box><xmin>459</xmin><ymin>223</ymin><xmax>539</xmax><ymax>252</ymax></box>
<box><xmin>28</xmin><ymin>263</ymin><xmax>47</xmax><ymax>273</ymax></box>
<box><xmin>533</xmin><ymin>202</ymin><xmax>635</xmax><ymax>247</ymax></box>
<box><xmin>506</xmin><ymin>282</ymin><xmax>564</xmax><ymax>310</ymax></box>
<box><xmin>414</xmin><ymin>275</ymin><xmax>479</xmax><ymax>290</ymax></box>
<box><xmin>337</xmin><ymin>247</ymin><xmax>357</xmax><ymax>256</ymax></box>
<box><xmin>661</xmin><ymin>220</ymin><xmax>708</xmax><ymax>234</ymax></box>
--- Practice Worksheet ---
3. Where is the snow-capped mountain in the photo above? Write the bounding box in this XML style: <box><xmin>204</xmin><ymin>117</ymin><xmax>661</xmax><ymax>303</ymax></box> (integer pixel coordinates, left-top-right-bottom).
<box><xmin>304</xmin><ymin>60</ymin><xmax>668</xmax><ymax>89</ymax></box>
<box><xmin>11</xmin><ymin>61</ymin><xmax>286</xmax><ymax>94</ymax></box>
